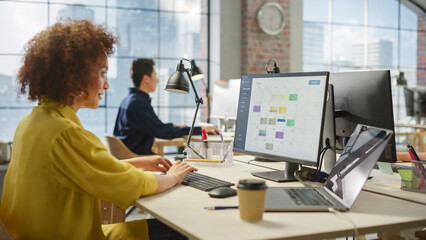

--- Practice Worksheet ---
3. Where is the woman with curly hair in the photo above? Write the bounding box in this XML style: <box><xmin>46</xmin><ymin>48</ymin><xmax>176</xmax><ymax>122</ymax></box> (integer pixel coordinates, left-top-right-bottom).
<box><xmin>0</xmin><ymin>20</ymin><xmax>194</xmax><ymax>239</ymax></box>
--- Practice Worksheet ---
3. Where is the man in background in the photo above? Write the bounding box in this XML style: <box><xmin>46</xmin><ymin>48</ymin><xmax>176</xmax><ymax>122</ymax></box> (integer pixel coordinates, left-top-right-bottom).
<box><xmin>114</xmin><ymin>58</ymin><xmax>218</xmax><ymax>155</ymax></box>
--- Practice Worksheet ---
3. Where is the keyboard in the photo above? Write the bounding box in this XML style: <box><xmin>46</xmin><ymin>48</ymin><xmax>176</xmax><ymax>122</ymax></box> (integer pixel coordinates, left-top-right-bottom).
<box><xmin>182</xmin><ymin>172</ymin><xmax>234</xmax><ymax>191</ymax></box>
<box><xmin>286</xmin><ymin>188</ymin><xmax>333</xmax><ymax>206</ymax></box>
<box><xmin>374</xmin><ymin>163</ymin><xmax>412</xmax><ymax>173</ymax></box>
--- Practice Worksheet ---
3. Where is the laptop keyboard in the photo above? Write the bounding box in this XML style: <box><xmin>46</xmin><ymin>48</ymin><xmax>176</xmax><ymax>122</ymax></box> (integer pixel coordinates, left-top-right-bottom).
<box><xmin>286</xmin><ymin>188</ymin><xmax>333</xmax><ymax>206</ymax></box>
<box><xmin>182</xmin><ymin>172</ymin><xmax>234</xmax><ymax>191</ymax></box>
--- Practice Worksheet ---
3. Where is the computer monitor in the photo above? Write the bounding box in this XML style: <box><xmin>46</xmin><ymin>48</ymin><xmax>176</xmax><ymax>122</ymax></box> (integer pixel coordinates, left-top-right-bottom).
<box><xmin>234</xmin><ymin>72</ymin><xmax>330</xmax><ymax>182</ymax></box>
<box><xmin>329</xmin><ymin>70</ymin><xmax>397</xmax><ymax>163</ymax></box>
<box><xmin>211</xmin><ymin>79</ymin><xmax>240</xmax><ymax>120</ymax></box>
<box><xmin>403</xmin><ymin>87</ymin><xmax>426</xmax><ymax>120</ymax></box>
<box><xmin>210</xmin><ymin>79</ymin><xmax>240</xmax><ymax>132</ymax></box>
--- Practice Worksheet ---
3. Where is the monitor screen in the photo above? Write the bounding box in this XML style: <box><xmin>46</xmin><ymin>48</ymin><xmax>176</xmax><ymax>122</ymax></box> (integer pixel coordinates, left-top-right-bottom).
<box><xmin>403</xmin><ymin>87</ymin><xmax>426</xmax><ymax>118</ymax></box>
<box><xmin>329</xmin><ymin>70</ymin><xmax>396</xmax><ymax>163</ymax></box>
<box><xmin>210</xmin><ymin>79</ymin><xmax>241</xmax><ymax>120</ymax></box>
<box><xmin>234</xmin><ymin>72</ymin><xmax>329</xmax><ymax>167</ymax></box>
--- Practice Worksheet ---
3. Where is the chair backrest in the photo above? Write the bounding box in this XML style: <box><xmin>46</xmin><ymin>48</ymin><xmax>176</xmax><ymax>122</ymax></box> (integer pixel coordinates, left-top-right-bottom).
<box><xmin>102</xmin><ymin>135</ymin><xmax>136</xmax><ymax>224</ymax></box>
<box><xmin>104</xmin><ymin>134</ymin><xmax>139</xmax><ymax>160</ymax></box>
<box><xmin>0</xmin><ymin>219</ymin><xmax>14</xmax><ymax>240</ymax></box>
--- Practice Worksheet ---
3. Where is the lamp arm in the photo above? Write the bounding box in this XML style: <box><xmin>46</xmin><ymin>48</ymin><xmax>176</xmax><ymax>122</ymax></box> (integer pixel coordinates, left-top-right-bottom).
<box><xmin>185</xmin><ymin>70</ymin><xmax>203</xmax><ymax>104</ymax></box>
<box><xmin>187</xmin><ymin>100</ymin><xmax>201</xmax><ymax>146</ymax></box>
<box><xmin>180</xmin><ymin>58</ymin><xmax>204</xmax><ymax>146</ymax></box>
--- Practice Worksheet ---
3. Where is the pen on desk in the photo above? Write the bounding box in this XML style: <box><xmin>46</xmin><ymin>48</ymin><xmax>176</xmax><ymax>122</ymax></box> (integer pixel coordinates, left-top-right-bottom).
<box><xmin>219</xmin><ymin>132</ymin><xmax>225</xmax><ymax>155</ymax></box>
<box><xmin>186</xmin><ymin>144</ymin><xmax>205</xmax><ymax>159</ymax></box>
<box><xmin>204</xmin><ymin>206</ymin><xmax>238</xmax><ymax>210</ymax></box>
<box><xmin>186</xmin><ymin>158</ymin><xmax>224</xmax><ymax>163</ymax></box>
<box><xmin>202</xmin><ymin>129</ymin><xmax>208</xmax><ymax>143</ymax></box>
<box><xmin>202</xmin><ymin>129</ymin><xmax>209</xmax><ymax>157</ymax></box>
<box><xmin>407</xmin><ymin>145</ymin><xmax>420</xmax><ymax>160</ymax></box>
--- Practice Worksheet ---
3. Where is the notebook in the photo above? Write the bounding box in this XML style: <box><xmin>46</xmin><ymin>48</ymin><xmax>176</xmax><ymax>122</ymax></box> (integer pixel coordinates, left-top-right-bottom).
<box><xmin>264</xmin><ymin>124</ymin><xmax>393</xmax><ymax>212</ymax></box>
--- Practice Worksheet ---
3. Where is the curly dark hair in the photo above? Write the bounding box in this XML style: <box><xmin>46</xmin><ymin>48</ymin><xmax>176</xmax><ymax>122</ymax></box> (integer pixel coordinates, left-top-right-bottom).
<box><xmin>17</xmin><ymin>20</ymin><xmax>118</xmax><ymax>105</ymax></box>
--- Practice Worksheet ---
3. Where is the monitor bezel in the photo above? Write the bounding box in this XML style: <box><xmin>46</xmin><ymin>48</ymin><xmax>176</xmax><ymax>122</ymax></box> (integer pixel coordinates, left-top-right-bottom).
<box><xmin>233</xmin><ymin>71</ymin><xmax>330</xmax><ymax>167</ymax></box>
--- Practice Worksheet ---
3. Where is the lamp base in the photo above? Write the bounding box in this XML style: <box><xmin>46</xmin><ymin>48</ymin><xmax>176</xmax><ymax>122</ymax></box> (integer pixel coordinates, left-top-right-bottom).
<box><xmin>174</xmin><ymin>154</ymin><xmax>187</xmax><ymax>161</ymax></box>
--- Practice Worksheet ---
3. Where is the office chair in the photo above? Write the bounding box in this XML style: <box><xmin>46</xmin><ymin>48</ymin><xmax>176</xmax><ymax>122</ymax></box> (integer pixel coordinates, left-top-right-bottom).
<box><xmin>102</xmin><ymin>134</ymin><xmax>143</xmax><ymax>224</ymax></box>
<box><xmin>104</xmin><ymin>134</ymin><xmax>140</xmax><ymax>160</ymax></box>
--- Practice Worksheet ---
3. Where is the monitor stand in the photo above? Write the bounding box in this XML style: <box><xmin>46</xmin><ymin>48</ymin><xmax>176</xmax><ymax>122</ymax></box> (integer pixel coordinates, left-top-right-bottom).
<box><xmin>251</xmin><ymin>162</ymin><xmax>299</xmax><ymax>182</ymax></box>
<box><xmin>322</xmin><ymin>84</ymin><xmax>336</xmax><ymax>174</ymax></box>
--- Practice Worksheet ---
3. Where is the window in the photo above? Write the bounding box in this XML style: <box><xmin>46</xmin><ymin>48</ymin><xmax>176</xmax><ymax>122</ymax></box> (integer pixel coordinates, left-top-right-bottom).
<box><xmin>303</xmin><ymin>0</ymin><xmax>426</xmax><ymax>125</ymax></box>
<box><xmin>0</xmin><ymin>0</ymin><xmax>209</xmax><ymax>144</ymax></box>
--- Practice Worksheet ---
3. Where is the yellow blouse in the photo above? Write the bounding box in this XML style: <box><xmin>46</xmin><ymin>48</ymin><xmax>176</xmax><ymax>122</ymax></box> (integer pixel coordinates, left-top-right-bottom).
<box><xmin>0</xmin><ymin>102</ymin><xmax>158</xmax><ymax>239</ymax></box>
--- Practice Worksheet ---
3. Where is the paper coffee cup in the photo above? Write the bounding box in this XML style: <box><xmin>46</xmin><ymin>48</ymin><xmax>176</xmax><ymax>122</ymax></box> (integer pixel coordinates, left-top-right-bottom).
<box><xmin>237</xmin><ymin>179</ymin><xmax>267</xmax><ymax>221</ymax></box>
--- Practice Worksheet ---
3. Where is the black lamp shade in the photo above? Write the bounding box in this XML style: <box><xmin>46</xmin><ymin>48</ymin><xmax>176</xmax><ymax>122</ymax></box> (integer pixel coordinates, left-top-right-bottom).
<box><xmin>191</xmin><ymin>60</ymin><xmax>205</xmax><ymax>81</ymax></box>
<box><xmin>165</xmin><ymin>63</ymin><xmax>190</xmax><ymax>94</ymax></box>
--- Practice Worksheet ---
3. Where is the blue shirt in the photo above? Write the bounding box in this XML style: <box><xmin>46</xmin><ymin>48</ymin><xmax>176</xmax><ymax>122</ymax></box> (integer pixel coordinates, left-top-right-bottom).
<box><xmin>113</xmin><ymin>88</ymin><xmax>201</xmax><ymax>155</ymax></box>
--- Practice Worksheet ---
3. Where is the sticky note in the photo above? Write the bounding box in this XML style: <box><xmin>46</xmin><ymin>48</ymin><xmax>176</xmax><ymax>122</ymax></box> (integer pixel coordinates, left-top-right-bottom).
<box><xmin>398</xmin><ymin>169</ymin><xmax>412</xmax><ymax>189</ymax></box>
<box><xmin>377</xmin><ymin>162</ymin><xmax>393</xmax><ymax>175</ymax></box>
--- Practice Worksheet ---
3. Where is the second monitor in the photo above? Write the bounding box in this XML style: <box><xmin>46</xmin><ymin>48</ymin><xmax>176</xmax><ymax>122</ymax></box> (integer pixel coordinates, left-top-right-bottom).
<box><xmin>329</xmin><ymin>70</ymin><xmax>396</xmax><ymax>163</ymax></box>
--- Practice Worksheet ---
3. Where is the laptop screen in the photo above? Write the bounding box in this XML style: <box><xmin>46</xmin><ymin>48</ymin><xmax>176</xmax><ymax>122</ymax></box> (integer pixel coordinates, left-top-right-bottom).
<box><xmin>323</xmin><ymin>124</ymin><xmax>393</xmax><ymax>208</ymax></box>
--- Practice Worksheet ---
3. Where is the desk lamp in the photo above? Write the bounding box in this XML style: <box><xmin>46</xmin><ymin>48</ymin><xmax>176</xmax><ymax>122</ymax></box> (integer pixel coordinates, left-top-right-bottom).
<box><xmin>396</xmin><ymin>72</ymin><xmax>407</xmax><ymax>87</ymax></box>
<box><xmin>191</xmin><ymin>60</ymin><xmax>205</xmax><ymax>81</ymax></box>
<box><xmin>165</xmin><ymin>58</ymin><xmax>203</xmax><ymax>160</ymax></box>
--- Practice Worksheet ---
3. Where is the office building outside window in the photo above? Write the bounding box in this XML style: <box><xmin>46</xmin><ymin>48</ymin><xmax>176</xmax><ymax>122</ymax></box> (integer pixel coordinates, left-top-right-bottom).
<box><xmin>0</xmin><ymin>0</ymin><xmax>209</xmax><ymax>146</ymax></box>
<box><xmin>303</xmin><ymin>0</ymin><xmax>426</xmax><ymax>126</ymax></box>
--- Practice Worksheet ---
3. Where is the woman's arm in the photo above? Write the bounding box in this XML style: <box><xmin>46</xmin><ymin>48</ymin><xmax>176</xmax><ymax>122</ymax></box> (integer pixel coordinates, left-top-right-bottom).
<box><xmin>122</xmin><ymin>156</ymin><xmax>197</xmax><ymax>193</ymax></box>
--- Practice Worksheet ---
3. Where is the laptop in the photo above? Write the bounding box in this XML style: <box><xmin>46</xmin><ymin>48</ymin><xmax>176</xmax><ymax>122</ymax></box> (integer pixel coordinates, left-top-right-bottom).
<box><xmin>264</xmin><ymin>124</ymin><xmax>393</xmax><ymax>212</ymax></box>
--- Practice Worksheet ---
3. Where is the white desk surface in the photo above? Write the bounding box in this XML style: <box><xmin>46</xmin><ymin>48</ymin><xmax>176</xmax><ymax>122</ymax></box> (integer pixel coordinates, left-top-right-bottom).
<box><xmin>363</xmin><ymin>169</ymin><xmax>426</xmax><ymax>205</ymax></box>
<box><xmin>233</xmin><ymin>155</ymin><xmax>286</xmax><ymax>170</ymax></box>
<box><xmin>134</xmin><ymin>161</ymin><xmax>426</xmax><ymax>240</ymax></box>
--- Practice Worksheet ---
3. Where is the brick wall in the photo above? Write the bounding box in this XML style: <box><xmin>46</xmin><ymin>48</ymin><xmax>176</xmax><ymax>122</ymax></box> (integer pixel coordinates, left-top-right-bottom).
<box><xmin>417</xmin><ymin>15</ymin><xmax>426</xmax><ymax>85</ymax></box>
<box><xmin>241</xmin><ymin>0</ymin><xmax>291</xmax><ymax>75</ymax></box>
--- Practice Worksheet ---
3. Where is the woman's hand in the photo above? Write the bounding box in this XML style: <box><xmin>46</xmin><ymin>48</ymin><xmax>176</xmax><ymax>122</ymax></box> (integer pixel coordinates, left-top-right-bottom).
<box><xmin>122</xmin><ymin>155</ymin><xmax>173</xmax><ymax>173</ymax></box>
<box><xmin>166</xmin><ymin>160</ymin><xmax>198</xmax><ymax>185</ymax></box>
<box><xmin>155</xmin><ymin>161</ymin><xmax>198</xmax><ymax>193</ymax></box>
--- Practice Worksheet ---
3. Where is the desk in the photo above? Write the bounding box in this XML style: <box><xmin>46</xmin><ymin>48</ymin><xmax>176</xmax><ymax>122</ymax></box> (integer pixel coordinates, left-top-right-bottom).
<box><xmin>363</xmin><ymin>169</ymin><xmax>426</xmax><ymax>205</ymax></box>
<box><xmin>134</xmin><ymin>161</ymin><xmax>426</xmax><ymax>240</ymax></box>
<box><xmin>152</xmin><ymin>138</ymin><xmax>185</xmax><ymax>156</ymax></box>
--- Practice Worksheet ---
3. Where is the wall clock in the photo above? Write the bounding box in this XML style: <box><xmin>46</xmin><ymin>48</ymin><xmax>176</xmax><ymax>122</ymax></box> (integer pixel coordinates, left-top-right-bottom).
<box><xmin>257</xmin><ymin>2</ymin><xmax>286</xmax><ymax>36</ymax></box>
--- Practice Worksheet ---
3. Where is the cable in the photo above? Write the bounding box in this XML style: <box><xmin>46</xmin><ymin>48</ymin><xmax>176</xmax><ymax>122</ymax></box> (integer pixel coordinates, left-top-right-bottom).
<box><xmin>293</xmin><ymin>170</ymin><xmax>312</xmax><ymax>187</ymax></box>
<box><xmin>318</xmin><ymin>147</ymin><xmax>330</xmax><ymax>171</ymax></box>
<box><xmin>328</xmin><ymin>208</ymin><xmax>359</xmax><ymax>239</ymax></box>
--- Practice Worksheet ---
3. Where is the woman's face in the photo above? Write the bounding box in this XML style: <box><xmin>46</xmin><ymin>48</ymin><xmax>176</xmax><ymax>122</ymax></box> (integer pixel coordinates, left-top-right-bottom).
<box><xmin>79</xmin><ymin>56</ymin><xmax>109</xmax><ymax>110</ymax></box>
